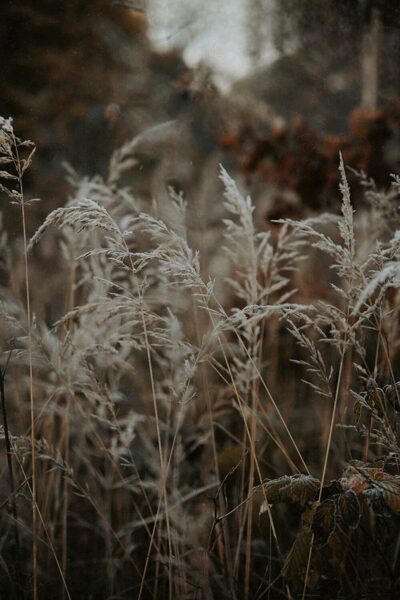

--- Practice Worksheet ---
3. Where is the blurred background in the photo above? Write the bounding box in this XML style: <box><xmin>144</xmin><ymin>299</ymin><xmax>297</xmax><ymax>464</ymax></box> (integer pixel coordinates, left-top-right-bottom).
<box><xmin>2</xmin><ymin>0</ymin><xmax>400</xmax><ymax>228</ymax></box>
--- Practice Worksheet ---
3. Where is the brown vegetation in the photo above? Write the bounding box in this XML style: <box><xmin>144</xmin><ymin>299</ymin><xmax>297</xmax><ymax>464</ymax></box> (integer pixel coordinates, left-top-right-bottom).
<box><xmin>1</xmin><ymin>115</ymin><xmax>400</xmax><ymax>600</ymax></box>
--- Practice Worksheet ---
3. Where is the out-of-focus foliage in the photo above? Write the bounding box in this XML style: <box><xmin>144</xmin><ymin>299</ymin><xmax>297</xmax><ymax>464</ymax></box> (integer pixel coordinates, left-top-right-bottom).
<box><xmin>220</xmin><ymin>105</ymin><xmax>400</xmax><ymax>215</ymax></box>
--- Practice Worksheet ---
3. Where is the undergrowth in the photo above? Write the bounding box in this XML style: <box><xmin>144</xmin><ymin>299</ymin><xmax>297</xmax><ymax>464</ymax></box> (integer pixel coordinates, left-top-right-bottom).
<box><xmin>1</xmin><ymin>117</ymin><xmax>400</xmax><ymax>599</ymax></box>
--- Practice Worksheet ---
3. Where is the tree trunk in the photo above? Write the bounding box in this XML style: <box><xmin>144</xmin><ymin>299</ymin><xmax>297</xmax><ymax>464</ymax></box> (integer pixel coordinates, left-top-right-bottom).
<box><xmin>361</xmin><ymin>8</ymin><xmax>381</xmax><ymax>109</ymax></box>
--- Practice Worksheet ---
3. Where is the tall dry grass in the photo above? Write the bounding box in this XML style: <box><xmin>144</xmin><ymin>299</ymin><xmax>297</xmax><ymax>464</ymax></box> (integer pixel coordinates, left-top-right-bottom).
<box><xmin>0</xmin><ymin>117</ymin><xmax>400</xmax><ymax>599</ymax></box>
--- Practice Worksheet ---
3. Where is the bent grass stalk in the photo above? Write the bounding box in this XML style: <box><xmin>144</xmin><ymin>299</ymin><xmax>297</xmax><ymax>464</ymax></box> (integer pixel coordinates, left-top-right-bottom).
<box><xmin>11</xmin><ymin>128</ymin><xmax>38</xmax><ymax>600</ymax></box>
<box><xmin>131</xmin><ymin>272</ymin><xmax>173</xmax><ymax>600</ymax></box>
<box><xmin>301</xmin><ymin>346</ymin><xmax>347</xmax><ymax>600</ymax></box>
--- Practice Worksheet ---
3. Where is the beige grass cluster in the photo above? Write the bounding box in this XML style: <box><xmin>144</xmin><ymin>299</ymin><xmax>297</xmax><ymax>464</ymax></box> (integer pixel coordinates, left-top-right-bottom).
<box><xmin>0</xmin><ymin>117</ymin><xmax>400</xmax><ymax>599</ymax></box>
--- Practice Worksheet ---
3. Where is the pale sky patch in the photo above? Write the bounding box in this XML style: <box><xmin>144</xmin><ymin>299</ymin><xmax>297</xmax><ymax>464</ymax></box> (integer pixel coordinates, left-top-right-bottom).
<box><xmin>147</xmin><ymin>0</ymin><xmax>279</xmax><ymax>91</ymax></box>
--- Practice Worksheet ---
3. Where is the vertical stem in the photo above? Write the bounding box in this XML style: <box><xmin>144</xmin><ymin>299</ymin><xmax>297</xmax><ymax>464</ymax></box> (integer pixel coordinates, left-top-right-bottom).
<box><xmin>302</xmin><ymin>348</ymin><xmax>346</xmax><ymax>600</ymax></box>
<box><xmin>61</xmin><ymin>261</ymin><xmax>76</xmax><ymax>598</ymax></box>
<box><xmin>0</xmin><ymin>360</ymin><xmax>23</xmax><ymax>598</ymax></box>
<box><xmin>61</xmin><ymin>394</ymin><xmax>70</xmax><ymax>598</ymax></box>
<box><xmin>244</xmin><ymin>394</ymin><xmax>257</xmax><ymax>600</ymax></box>
<box><xmin>13</xmin><ymin>132</ymin><xmax>37</xmax><ymax>600</ymax></box>
<box><xmin>244</xmin><ymin>331</ymin><xmax>261</xmax><ymax>600</ymax></box>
